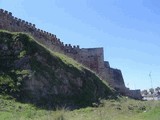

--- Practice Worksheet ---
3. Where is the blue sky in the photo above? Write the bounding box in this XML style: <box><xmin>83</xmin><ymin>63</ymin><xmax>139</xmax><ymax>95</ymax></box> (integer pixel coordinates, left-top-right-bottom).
<box><xmin>0</xmin><ymin>0</ymin><xmax>160</xmax><ymax>90</ymax></box>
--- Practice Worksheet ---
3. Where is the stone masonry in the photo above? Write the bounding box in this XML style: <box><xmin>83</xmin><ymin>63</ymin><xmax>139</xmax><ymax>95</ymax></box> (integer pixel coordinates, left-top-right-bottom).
<box><xmin>0</xmin><ymin>9</ymin><xmax>142</xmax><ymax>99</ymax></box>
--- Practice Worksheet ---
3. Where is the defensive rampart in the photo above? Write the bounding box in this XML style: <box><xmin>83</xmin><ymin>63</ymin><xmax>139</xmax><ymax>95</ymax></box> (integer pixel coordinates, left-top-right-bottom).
<box><xmin>0</xmin><ymin>9</ymin><xmax>142</xmax><ymax>99</ymax></box>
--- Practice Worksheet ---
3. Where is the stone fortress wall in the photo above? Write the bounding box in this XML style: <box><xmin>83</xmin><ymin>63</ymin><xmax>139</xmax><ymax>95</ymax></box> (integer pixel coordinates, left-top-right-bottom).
<box><xmin>0</xmin><ymin>9</ymin><xmax>142</xmax><ymax>99</ymax></box>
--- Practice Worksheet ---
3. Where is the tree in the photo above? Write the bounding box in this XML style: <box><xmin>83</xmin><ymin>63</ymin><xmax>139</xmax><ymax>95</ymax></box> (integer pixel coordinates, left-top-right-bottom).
<box><xmin>149</xmin><ymin>88</ymin><xmax>154</xmax><ymax>94</ymax></box>
<box><xmin>141</xmin><ymin>90</ymin><xmax>148</xmax><ymax>95</ymax></box>
<box><xmin>155</xmin><ymin>87</ymin><xmax>160</xmax><ymax>92</ymax></box>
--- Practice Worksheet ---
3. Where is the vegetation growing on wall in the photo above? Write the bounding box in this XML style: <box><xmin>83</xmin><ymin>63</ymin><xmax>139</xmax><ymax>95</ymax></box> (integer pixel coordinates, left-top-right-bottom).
<box><xmin>0</xmin><ymin>30</ymin><xmax>113</xmax><ymax>108</ymax></box>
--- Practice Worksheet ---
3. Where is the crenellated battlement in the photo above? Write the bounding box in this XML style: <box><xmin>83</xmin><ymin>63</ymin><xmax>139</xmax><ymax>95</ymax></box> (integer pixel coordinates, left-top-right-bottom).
<box><xmin>0</xmin><ymin>9</ymin><xmax>12</xmax><ymax>15</ymax></box>
<box><xmin>0</xmin><ymin>9</ymin><xmax>74</xmax><ymax>52</ymax></box>
<box><xmin>64</xmin><ymin>44</ymin><xmax>80</xmax><ymax>49</ymax></box>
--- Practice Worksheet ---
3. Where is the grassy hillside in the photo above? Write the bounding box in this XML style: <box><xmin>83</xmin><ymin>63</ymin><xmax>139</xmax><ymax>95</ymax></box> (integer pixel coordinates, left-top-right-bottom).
<box><xmin>0</xmin><ymin>30</ymin><xmax>113</xmax><ymax>108</ymax></box>
<box><xmin>0</xmin><ymin>95</ymin><xmax>160</xmax><ymax>120</ymax></box>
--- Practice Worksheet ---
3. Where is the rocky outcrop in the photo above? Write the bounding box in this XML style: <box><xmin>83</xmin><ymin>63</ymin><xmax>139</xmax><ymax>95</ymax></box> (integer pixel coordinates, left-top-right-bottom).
<box><xmin>0</xmin><ymin>31</ymin><xmax>113</xmax><ymax>108</ymax></box>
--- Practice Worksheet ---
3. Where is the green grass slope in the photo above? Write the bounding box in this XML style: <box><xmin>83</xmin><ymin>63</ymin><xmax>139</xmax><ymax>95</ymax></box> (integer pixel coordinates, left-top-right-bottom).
<box><xmin>0</xmin><ymin>30</ymin><xmax>113</xmax><ymax>108</ymax></box>
<box><xmin>0</xmin><ymin>95</ymin><xmax>160</xmax><ymax>120</ymax></box>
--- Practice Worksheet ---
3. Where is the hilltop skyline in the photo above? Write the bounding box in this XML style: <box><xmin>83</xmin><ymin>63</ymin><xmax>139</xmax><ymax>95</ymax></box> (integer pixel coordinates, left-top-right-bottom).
<box><xmin>0</xmin><ymin>0</ymin><xmax>160</xmax><ymax>90</ymax></box>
